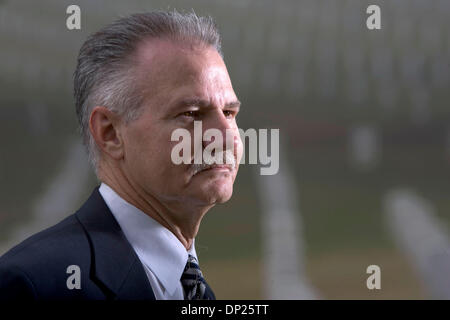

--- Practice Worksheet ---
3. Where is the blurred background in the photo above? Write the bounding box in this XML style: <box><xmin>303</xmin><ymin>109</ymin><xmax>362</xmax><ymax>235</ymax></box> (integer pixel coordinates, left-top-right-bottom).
<box><xmin>1</xmin><ymin>0</ymin><xmax>449</xmax><ymax>299</ymax></box>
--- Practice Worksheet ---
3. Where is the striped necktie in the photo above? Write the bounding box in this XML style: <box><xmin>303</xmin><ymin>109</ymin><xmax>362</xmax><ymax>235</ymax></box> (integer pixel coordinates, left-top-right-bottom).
<box><xmin>181</xmin><ymin>254</ymin><xmax>208</xmax><ymax>300</ymax></box>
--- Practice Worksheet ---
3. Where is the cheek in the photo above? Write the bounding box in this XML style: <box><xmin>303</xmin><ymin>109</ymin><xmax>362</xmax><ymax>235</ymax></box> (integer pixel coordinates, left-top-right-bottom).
<box><xmin>235</xmin><ymin>136</ymin><xmax>243</xmax><ymax>164</ymax></box>
<box><xmin>124</xmin><ymin>122</ymin><xmax>192</xmax><ymax>186</ymax></box>
<box><xmin>142</xmin><ymin>136</ymin><xmax>189</xmax><ymax>180</ymax></box>
<box><xmin>124</xmin><ymin>126</ymin><xmax>166</xmax><ymax>171</ymax></box>
<box><xmin>228</xmin><ymin>126</ymin><xmax>243</xmax><ymax>164</ymax></box>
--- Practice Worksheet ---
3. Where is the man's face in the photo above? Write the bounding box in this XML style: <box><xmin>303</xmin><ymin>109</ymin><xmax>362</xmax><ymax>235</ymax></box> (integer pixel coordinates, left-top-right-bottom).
<box><xmin>121</xmin><ymin>39</ymin><xmax>242</xmax><ymax>207</ymax></box>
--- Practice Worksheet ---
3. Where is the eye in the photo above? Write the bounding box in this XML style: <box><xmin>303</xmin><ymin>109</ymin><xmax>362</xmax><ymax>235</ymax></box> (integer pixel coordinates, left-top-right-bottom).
<box><xmin>180</xmin><ymin>111</ymin><xmax>199</xmax><ymax>118</ymax></box>
<box><xmin>223</xmin><ymin>110</ymin><xmax>235</xmax><ymax>118</ymax></box>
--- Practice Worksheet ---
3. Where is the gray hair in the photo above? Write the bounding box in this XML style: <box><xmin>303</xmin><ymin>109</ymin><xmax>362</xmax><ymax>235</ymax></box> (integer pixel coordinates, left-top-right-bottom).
<box><xmin>73</xmin><ymin>10</ymin><xmax>222</xmax><ymax>172</ymax></box>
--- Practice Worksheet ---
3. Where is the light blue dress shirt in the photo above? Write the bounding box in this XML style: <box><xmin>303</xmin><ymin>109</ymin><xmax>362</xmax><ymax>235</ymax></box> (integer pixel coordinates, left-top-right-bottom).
<box><xmin>99</xmin><ymin>183</ymin><xmax>197</xmax><ymax>300</ymax></box>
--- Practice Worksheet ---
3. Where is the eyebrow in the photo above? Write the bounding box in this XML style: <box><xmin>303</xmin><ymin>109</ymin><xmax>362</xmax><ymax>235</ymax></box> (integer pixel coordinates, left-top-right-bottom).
<box><xmin>173</xmin><ymin>98</ymin><xmax>241</xmax><ymax>110</ymax></box>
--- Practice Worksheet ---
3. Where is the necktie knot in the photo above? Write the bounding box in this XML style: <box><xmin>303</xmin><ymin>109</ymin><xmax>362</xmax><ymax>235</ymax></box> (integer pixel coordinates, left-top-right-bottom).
<box><xmin>181</xmin><ymin>254</ymin><xmax>208</xmax><ymax>300</ymax></box>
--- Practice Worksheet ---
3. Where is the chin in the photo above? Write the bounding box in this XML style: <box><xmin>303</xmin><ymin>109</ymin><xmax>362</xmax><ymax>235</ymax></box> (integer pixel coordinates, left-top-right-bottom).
<box><xmin>189</xmin><ymin>168</ymin><xmax>236</xmax><ymax>204</ymax></box>
<box><xmin>212</xmin><ymin>188</ymin><xmax>233</xmax><ymax>204</ymax></box>
<box><xmin>204</xmin><ymin>191</ymin><xmax>232</xmax><ymax>205</ymax></box>
<box><xmin>199</xmin><ymin>179</ymin><xmax>234</xmax><ymax>205</ymax></box>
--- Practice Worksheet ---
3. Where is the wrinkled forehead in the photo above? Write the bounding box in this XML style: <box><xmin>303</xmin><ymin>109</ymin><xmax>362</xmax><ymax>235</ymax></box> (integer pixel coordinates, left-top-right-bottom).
<box><xmin>133</xmin><ymin>38</ymin><xmax>232</xmax><ymax>95</ymax></box>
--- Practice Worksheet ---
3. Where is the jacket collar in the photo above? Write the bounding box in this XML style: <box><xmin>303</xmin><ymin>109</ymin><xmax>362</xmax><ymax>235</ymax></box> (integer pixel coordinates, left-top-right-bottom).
<box><xmin>75</xmin><ymin>187</ymin><xmax>155</xmax><ymax>300</ymax></box>
<box><xmin>99</xmin><ymin>183</ymin><xmax>203</xmax><ymax>296</ymax></box>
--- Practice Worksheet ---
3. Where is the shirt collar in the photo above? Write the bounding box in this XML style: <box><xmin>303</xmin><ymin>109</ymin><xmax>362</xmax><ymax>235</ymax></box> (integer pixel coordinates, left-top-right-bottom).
<box><xmin>98</xmin><ymin>183</ymin><xmax>197</xmax><ymax>296</ymax></box>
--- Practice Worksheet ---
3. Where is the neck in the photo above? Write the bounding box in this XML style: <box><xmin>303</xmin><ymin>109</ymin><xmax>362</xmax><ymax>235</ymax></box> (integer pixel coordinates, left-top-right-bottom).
<box><xmin>98</xmin><ymin>161</ymin><xmax>209</xmax><ymax>250</ymax></box>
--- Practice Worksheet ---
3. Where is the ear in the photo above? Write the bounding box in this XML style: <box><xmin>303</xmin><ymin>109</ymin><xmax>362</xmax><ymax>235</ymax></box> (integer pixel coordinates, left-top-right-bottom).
<box><xmin>89</xmin><ymin>106</ymin><xmax>124</xmax><ymax>161</ymax></box>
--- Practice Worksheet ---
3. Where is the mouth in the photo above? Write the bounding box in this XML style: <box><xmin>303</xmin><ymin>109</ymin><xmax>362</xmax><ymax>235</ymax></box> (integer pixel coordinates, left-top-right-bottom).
<box><xmin>192</xmin><ymin>164</ymin><xmax>234</xmax><ymax>175</ymax></box>
<box><xmin>202</xmin><ymin>164</ymin><xmax>232</xmax><ymax>172</ymax></box>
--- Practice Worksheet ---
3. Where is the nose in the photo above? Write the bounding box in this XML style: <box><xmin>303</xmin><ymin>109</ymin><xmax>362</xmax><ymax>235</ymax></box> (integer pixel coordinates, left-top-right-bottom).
<box><xmin>202</xmin><ymin>109</ymin><xmax>237</xmax><ymax>152</ymax></box>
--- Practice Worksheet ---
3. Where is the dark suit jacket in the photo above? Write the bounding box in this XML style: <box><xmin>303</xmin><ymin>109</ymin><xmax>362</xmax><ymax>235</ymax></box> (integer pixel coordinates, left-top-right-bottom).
<box><xmin>0</xmin><ymin>187</ymin><xmax>216</xmax><ymax>300</ymax></box>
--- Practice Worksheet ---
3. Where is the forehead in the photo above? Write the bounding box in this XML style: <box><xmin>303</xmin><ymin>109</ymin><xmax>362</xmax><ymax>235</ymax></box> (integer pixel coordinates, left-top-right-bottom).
<box><xmin>133</xmin><ymin>39</ymin><xmax>236</xmax><ymax>110</ymax></box>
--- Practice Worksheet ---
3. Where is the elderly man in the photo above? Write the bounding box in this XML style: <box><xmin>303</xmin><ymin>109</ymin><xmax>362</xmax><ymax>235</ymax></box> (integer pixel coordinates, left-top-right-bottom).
<box><xmin>0</xmin><ymin>10</ymin><xmax>242</xmax><ymax>300</ymax></box>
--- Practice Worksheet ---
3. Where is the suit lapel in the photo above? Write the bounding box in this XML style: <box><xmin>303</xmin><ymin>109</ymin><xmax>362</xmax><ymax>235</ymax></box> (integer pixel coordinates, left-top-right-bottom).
<box><xmin>76</xmin><ymin>188</ymin><xmax>155</xmax><ymax>300</ymax></box>
<box><xmin>204</xmin><ymin>282</ymin><xmax>216</xmax><ymax>300</ymax></box>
